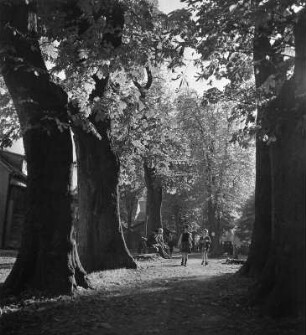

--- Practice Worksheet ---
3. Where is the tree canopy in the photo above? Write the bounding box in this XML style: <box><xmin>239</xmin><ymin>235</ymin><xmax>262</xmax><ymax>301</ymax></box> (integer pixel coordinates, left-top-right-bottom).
<box><xmin>0</xmin><ymin>0</ymin><xmax>304</xmax><ymax>318</ymax></box>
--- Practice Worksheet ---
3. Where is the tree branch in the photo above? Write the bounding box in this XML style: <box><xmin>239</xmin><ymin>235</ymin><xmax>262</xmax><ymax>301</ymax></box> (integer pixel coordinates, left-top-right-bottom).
<box><xmin>133</xmin><ymin>66</ymin><xmax>153</xmax><ymax>98</ymax></box>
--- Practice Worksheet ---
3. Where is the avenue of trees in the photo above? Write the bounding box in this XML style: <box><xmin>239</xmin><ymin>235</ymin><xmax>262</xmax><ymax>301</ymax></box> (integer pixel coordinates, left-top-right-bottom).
<box><xmin>0</xmin><ymin>0</ymin><xmax>304</xmax><ymax>318</ymax></box>
<box><xmin>178</xmin><ymin>0</ymin><xmax>305</xmax><ymax>316</ymax></box>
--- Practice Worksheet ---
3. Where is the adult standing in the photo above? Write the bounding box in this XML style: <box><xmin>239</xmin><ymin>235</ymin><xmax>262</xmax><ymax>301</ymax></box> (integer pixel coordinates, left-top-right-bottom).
<box><xmin>166</xmin><ymin>232</ymin><xmax>175</xmax><ymax>258</ymax></box>
<box><xmin>199</xmin><ymin>229</ymin><xmax>212</xmax><ymax>266</ymax></box>
<box><xmin>178</xmin><ymin>226</ymin><xmax>193</xmax><ymax>266</ymax></box>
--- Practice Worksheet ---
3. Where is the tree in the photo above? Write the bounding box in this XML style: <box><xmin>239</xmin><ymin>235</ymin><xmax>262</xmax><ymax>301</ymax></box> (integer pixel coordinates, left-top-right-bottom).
<box><xmin>143</xmin><ymin>161</ymin><xmax>163</xmax><ymax>232</ymax></box>
<box><xmin>119</xmin><ymin>162</ymin><xmax>144</xmax><ymax>250</ymax></box>
<box><xmin>131</xmin><ymin>66</ymin><xmax>164</xmax><ymax>234</ymax></box>
<box><xmin>65</xmin><ymin>1</ymin><xmax>137</xmax><ymax>272</ymax></box>
<box><xmin>249</xmin><ymin>8</ymin><xmax>306</xmax><ymax>316</ymax></box>
<box><xmin>241</xmin><ymin>6</ymin><xmax>279</xmax><ymax>278</ymax></box>
<box><xmin>48</xmin><ymin>0</ymin><xmax>183</xmax><ymax>270</ymax></box>
<box><xmin>176</xmin><ymin>90</ymin><xmax>255</xmax><ymax>250</ymax></box>
<box><xmin>0</xmin><ymin>0</ymin><xmax>89</xmax><ymax>295</ymax></box>
<box><xmin>114</xmin><ymin>66</ymin><xmax>187</xmax><ymax>236</ymax></box>
<box><xmin>181</xmin><ymin>0</ymin><xmax>305</xmax><ymax>316</ymax></box>
<box><xmin>37</xmin><ymin>0</ymin><xmax>159</xmax><ymax>272</ymax></box>
<box><xmin>1</xmin><ymin>0</ymin><xmax>187</xmax><ymax>269</ymax></box>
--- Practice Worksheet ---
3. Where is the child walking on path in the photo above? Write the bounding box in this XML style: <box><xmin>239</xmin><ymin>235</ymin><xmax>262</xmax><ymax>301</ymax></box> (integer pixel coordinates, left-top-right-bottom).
<box><xmin>178</xmin><ymin>226</ymin><xmax>193</xmax><ymax>266</ymax></box>
<box><xmin>199</xmin><ymin>229</ymin><xmax>211</xmax><ymax>266</ymax></box>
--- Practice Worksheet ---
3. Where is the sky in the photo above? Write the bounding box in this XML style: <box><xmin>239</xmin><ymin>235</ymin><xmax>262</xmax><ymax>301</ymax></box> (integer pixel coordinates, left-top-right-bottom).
<box><xmin>158</xmin><ymin>0</ymin><xmax>186</xmax><ymax>13</ymax></box>
<box><xmin>8</xmin><ymin>138</ymin><xmax>23</xmax><ymax>154</ymax></box>
<box><xmin>158</xmin><ymin>0</ymin><xmax>205</xmax><ymax>93</ymax></box>
<box><xmin>158</xmin><ymin>0</ymin><xmax>229</xmax><ymax>94</ymax></box>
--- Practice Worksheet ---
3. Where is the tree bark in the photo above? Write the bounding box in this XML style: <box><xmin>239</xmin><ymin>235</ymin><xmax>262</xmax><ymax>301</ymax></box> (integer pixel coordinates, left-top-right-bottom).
<box><xmin>74</xmin><ymin>117</ymin><xmax>136</xmax><ymax>271</ymax></box>
<box><xmin>240</xmin><ymin>17</ymin><xmax>275</xmax><ymax>277</ymax></box>
<box><xmin>207</xmin><ymin>197</ymin><xmax>218</xmax><ymax>251</ymax></box>
<box><xmin>143</xmin><ymin>162</ymin><xmax>163</xmax><ymax>234</ymax></box>
<box><xmin>210</xmin><ymin>205</ymin><xmax>224</xmax><ymax>256</ymax></box>
<box><xmin>252</xmin><ymin>9</ymin><xmax>306</xmax><ymax>317</ymax></box>
<box><xmin>69</xmin><ymin>2</ymin><xmax>136</xmax><ymax>272</ymax></box>
<box><xmin>241</xmin><ymin>133</ymin><xmax>272</xmax><ymax>276</ymax></box>
<box><xmin>205</xmin><ymin>151</ymin><xmax>222</xmax><ymax>255</ymax></box>
<box><xmin>0</xmin><ymin>0</ymin><xmax>89</xmax><ymax>295</ymax></box>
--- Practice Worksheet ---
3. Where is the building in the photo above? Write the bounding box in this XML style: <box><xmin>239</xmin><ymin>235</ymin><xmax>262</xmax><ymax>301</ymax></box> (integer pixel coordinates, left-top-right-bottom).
<box><xmin>0</xmin><ymin>150</ymin><xmax>27</xmax><ymax>249</ymax></box>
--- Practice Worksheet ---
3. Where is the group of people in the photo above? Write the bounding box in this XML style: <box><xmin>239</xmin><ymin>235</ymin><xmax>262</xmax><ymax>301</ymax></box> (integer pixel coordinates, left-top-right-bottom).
<box><xmin>146</xmin><ymin>226</ymin><xmax>212</xmax><ymax>267</ymax></box>
<box><xmin>178</xmin><ymin>226</ymin><xmax>211</xmax><ymax>266</ymax></box>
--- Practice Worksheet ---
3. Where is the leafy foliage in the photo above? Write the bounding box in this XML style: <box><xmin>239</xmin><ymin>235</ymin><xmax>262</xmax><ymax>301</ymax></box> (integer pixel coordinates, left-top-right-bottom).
<box><xmin>170</xmin><ymin>0</ymin><xmax>304</xmax><ymax>144</ymax></box>
<box><xmin>0</xmin><ymin>0</ymin><xmax>258</xmax><ymax>243</ymax></box>
<box><xmin>171</xmin><ymin>90</ymin><xmax>255</xmax><ymax>235</ymax></box>
<box><xmin>235</xmin><ymin>193</ymin><xmax>255</xmax><ymax>245</ymax></box>
<box><xmin>0</xmin><ymin>78</ymin><xmax>20</xmax><ymax>148</ymax></box>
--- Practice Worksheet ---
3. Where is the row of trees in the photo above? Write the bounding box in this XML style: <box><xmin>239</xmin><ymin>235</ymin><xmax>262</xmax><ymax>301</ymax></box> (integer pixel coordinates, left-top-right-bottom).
<box><xmin>175</xmin><ymin>92</ymin><xmax>255</xmax><ymax>252</ymax></box>
<box><xmin>0</xmin><ymin>0</ymin><xmax>195</xmax><ymax>293</ymax></box>
<box><xmin>0</xmin><ymin>0</ymin><xmax>145</xmax><ymax>294</ymax></box>
<box><xmin>179</xmin><ymin>0</ymin><xmax>306</xmax><ymax>316</ymax></box>
<box><xmin>0</xmin><ymin>0</ymin><xmax>304</xmax><ymax>318</ymax></box>
<box><xmin>116</xmin><ymin>79</ymin><xmax>255</xmax><ymax>252</ymax></box>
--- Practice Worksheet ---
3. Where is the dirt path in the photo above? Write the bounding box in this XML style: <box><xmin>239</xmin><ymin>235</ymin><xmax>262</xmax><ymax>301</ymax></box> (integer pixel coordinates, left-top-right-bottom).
<box><xmin>0</xmin><ymin>253</ymin><xmax>304</xmax><ymax>335</ymax></box>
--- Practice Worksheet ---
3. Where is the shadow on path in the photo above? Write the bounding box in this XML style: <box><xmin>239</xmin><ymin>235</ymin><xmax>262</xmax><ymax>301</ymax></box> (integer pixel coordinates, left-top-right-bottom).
<box><xmin>0</xmin><ymin>255</ymin><xmax>304</xmax><ymax>335</ymax></box>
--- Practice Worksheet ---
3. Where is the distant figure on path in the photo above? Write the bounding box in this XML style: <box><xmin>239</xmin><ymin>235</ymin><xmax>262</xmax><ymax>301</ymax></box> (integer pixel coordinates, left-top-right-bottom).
<box><xmin>155</xmin><ymin>228</ymin><xmax>165</xmax><ymax>245</ymax></box>
<box><xmin>147</xmin><ymin>228</ymin><xmax>170</xmax><ymax>259</ymax></box>
<box><xmin>199</xmin><ymin>229</ymin><xmax>211</xmax><ymax>266</ymax></box>
<box><xmin>178</xmin><ymin>226</ymin><xmax>192</xmax><ymax>266</ymax></box>
<box><xmin>166</xmin><ymin>232</ymin><xmax>175</xmax><ymax>258</ymax></box>
<box><xmin>147</xmin><ymin>230</ymin><xmax>158</xmax><ymax>248</ymax></box>
<box><xmin>157</xmin><ymin>228</ymin><xmax>171</xmax><ymax>259</ymax></box>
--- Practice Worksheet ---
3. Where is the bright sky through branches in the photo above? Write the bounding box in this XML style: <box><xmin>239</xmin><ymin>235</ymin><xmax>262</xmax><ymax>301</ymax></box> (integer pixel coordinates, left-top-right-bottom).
<box><xmin>158</xmin><ymin>0</ymin><xmax>186</xmax><ymax>13</ymax></box>
<box><xmin>8</xmin><ymin>1</ymin><xmax>228</xmax><ymax>155</ymax></box>
<box><xmin>158</xmin><ymin>0</ymin><xmax>230</xmax><ymax>94</ymax></box>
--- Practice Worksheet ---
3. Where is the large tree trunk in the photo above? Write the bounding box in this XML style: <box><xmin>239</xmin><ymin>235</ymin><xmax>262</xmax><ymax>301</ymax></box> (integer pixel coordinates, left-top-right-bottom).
<box><xmin>241</xmin><ymin>133</ymin><xmax>272</xmax><ymax>276</ymax></box>
<box><xmin>240</xmin><ymin>17</ymin><xmax>276</xmax><ymax>277</ymax></box>
<box><xmin>74</xmin><ymin>117</ymin><xmax>136</xmax><ymax>272</ymax></box>
<box><xmin>252</xmin><ymin>9</ymin><xmax>306</xmax><ymax>317</ymax></box>
<box><xmin>0</xmin><ymin>0</ymin><xmax>89</xmax><ymax>295</ymax></box>
<box><xmin>70</xmin><ymin>2</ymin><xmax>136</xmax><ymax>272</ymax></box>
<box><xmin>143</xmin><ymin>162</ymin><xmax>163</xmax><ymax>234</ymax></box>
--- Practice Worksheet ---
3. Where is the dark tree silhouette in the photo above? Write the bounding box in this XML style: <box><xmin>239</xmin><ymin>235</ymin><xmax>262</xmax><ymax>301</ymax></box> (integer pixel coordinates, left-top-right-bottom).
<box><xmin>0</xmin><ymin>0</ymin><xmax>89</xmax><ymax>295</ymax></box>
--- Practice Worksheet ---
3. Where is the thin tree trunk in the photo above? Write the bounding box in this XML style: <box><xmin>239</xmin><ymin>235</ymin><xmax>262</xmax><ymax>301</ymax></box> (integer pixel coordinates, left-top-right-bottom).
<box><xmin>174</xmin><ymin>207</ymin><xmax>181</xmax><ymax>236</ymax></box>
<box><xmin>126</xmin><ymin>199</ymin><xmax>134</xmax><ymax>250</ymax></box>
<box><xmin>205</xmin><ymin>151</ymin><xmax>222</xmax><ymax>254</ymax></box>
<box><xmin>124</xmin><ymin>189</ymin><xmax>138</xmax><ymax>249</ymax></box>
<box><xmin>143</xmin><ymin>162</ymin><xmax>163</xmax><ymax>233</ymax></box>
<box><xmin>212</xmin><ymin>205</ymin><xmax>223</xmax><ymax>255</ymax></box>
<box><xmin>0</xmin><ymin>0</ymin><xmax>89</xmax><ymax>295</ymax></box>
